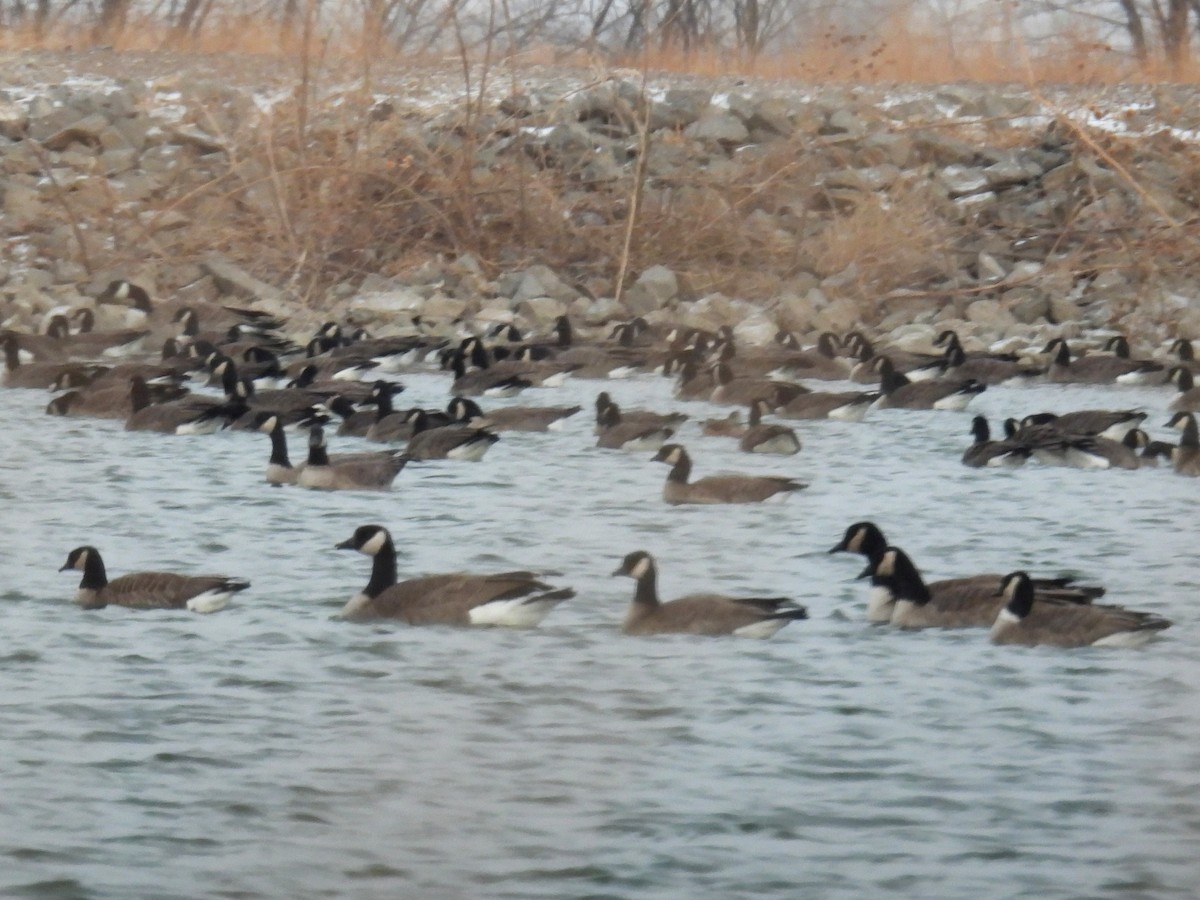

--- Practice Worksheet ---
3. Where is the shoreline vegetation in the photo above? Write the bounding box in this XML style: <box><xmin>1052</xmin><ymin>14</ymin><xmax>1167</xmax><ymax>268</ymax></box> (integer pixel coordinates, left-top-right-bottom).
<box><xmin>0</xmin><ymin>45</ymin><xmax>1198</xmax><ymax>354</ymax></box>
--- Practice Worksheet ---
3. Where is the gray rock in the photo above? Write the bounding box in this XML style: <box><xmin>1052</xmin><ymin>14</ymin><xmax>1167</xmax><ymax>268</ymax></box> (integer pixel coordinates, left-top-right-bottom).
<box><xmin>517</xmin><ymin>296</ymin><xmax>568</xmax><ymax>326</ymax></box>
<box><xmin>567</xmin><ymin>80</ymin><xmax>643</xmax><ymax>133</ymax></box>
<box><xmin>912</xmin><ymin>130</ymin><xmax>981</xmax><ymax>166</ymax></box>
<box><xmin>201</xmin><ymin>258</ymin><xmax>286</xmax><ymax>304</ymax></box>
<box><xmin>976</xmin><ymin>252</ymin><xmax>1007</xmax><ymax>283</ymax></box>
<box><xmin>580</xmin><ymin>150</ymin><xmax>622</xmax><ymax>184</ymax></box>
<box><xmin>164</xmin><ymin>126</ymin><xmax>226</xmax><ymax>155</ymax></box>
<box><xmin>41</xmin><ymin>113</ymin><xmax>110</xmax><ymax>151</ymax></box>
<box><xmin>683</xmin><ymin>293</ymin><xmax>737</xmax><ymax>332</ymax></box>
<box><xmin>1008</xmin><ymin>290</ymin><xmax>1051</xmax><ymax>324</ymax></box>
<box><xmin>938</xmin><ymin>165</ymin><xmax>990</xmax><ymax>198</ymax></box>
<box><xmin>965</xmin><ymin>298</ymin><xmax>1016</xmax><ymax>331</ymax></box>
<box><xmin>421</xmin><ymin>293</ymin><xmax>470</xmax><ymax>323</ymax></box>
<box><xmin>732</xmin><ymin>309</ymin><xmax>778</xmax><ymax>346</ymax></box>
<box><xmin>578</xmin><ymin>296</ymin><xmax>624</xmax><ymax>325</ymax></box>
<box><xmin>822</xmin><ymin>107</ymin><xmax>867</xmax><ymax>138</ymax></box>
<box><xmin>622</xmin><ymin>265</ymin><xmax>678</xmax><ymax>315</ymax></box>
<box><xmin>1049</xmin><ymin>294</ymin><xmax>1083</xmax><ymax>324</ymax></box>
<box><xmin>347</xmin><ymin>287</ymin><xmax>428</xmax><ymax>320</ymax></box>
<box><xmin>0</xmin><ymin>99</ymin><xmax>28</xmax><ymax>140</ymax></box>
<box><xmin>775</xmin><ymin>290</ymin><xmax>819</xmax><ymax>334</ymax></box>
<box><xmin>743</xmin><ymin>97</ymin><xmax>794</xmax><ymax>139</ymax></box>
<box><xmin>648</xmin><ymin>89</ymin><xmax>712</xmax><ymax>130</ymax></box>
<box><xmin>822</xmin><ymin>164</ymin><xmax>900</xmax><ymax>192</ymax></box>
<box><xmin>983</xmin><ymin>155</ymin><xmax>1043</xmax><ymax>190</ymax></box>
<box><xmin>99</xmin><ymin>147</ymin><xmax>139</xmax><ymax>176</ymax></box>
<box><xmin>812</xmin><ymin>296</ymin><xmax>861</xmax><ymax>333</ymax></box>
<box><xmin>512</xmin><ymin>265</ymin><xmax>578</xmax><ymax>303</ymax></box>
<box><xmin>858</xmin><ymin>132</ymin><xmax>915</xmax><ymax>168</ymax></box>
<box><xmin>684</xmin><ymin>112</ymin><xmax>749</xmax><ymax>145</ymax></box>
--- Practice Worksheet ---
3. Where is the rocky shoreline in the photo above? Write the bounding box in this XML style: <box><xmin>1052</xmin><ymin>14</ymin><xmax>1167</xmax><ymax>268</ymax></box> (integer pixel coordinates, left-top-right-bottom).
<box><xmin>2</xmin><ymin>50</ymin><xmax>1198</xmax><ymax>355</ymax></box>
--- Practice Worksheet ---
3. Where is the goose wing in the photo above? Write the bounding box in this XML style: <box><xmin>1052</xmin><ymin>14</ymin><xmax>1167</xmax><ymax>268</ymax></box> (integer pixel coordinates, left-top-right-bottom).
<box><xmin>103</xmin><ymin>572</ymin><xmax>241</xmax><ymax>609</ymax></box>
<box><xmin>373</xmin><ymin>571</ymin><xmax>565</xmax><ymax>624</ymax></box>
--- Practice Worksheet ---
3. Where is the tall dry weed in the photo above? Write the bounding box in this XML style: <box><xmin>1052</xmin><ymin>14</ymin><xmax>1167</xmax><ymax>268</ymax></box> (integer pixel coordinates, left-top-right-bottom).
<box><xmin>805</xmin><ymin>186</ymin><xmax>956</xmax><ymax>298</ymax></box>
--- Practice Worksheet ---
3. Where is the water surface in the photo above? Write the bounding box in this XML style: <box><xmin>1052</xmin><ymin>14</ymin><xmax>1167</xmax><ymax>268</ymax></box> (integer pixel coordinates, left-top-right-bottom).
<box><xmin>1</xmin><ymin>365</ymin><xmax>1196</xmax><ymax>898</ymax></box>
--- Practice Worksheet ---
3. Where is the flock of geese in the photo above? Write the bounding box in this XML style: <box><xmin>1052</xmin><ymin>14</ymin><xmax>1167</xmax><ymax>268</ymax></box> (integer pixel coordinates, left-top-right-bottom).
<box><xmin>5</xmin><ymin>278</ymin><xmax>1192</xmax><ymax>647</ymax></box>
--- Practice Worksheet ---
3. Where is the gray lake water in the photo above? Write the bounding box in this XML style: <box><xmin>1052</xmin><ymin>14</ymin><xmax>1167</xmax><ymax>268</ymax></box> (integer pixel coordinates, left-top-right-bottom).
<box><xmin>1</xmin><ymin>362</ymin><xmax>1197</xmax><ymax>899</ymax></box>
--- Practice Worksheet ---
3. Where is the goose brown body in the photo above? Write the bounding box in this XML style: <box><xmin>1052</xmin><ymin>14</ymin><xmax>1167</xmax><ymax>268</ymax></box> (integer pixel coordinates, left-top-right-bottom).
<box><xmin>58</xmin><ymin>546</ymin><xmax>248</xmax><ymax>612</ymax></box>
<box><xmin>1168</xmin><ymin>412</ymin><xmax>1200</xmax><ymax>476</ymax></box>
<box><xmin>991</xmin><ymin>572</ymin><xmax>1170</xmax><ymax>647</ymax></box>
<box><xmin>653</xmin><ymin>444</ymin><xmax>806</xmax><ymax>504</ymax></box>
<box><xmin>612</xmin><ymin>551</ymin><xmax>806</xmax><ymax>637</ymax></box>
<box><xmin>831</xmin><ymin>522</ymin><xmax>1104</xmax><ymax>625</ymax></box>
<box><xmin>336</xmin><ymin>525</ymin><xmax>573</xmax><ymax>626</ymax></box>
<box><xmin>737</xmin><ymin>399</ymin><xmax>802</xmax><ymax>455</ymax></box>
<box><xmin>297</xmin><ymin>425</ymin><xmax>408</xmax><ymax>490</ymax></box>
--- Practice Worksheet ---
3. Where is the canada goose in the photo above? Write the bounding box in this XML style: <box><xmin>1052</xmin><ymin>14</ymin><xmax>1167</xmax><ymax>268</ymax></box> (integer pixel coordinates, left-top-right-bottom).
<box><xmin>700</xmin><ymin>336</ymin><xmax>844</xmax><ymax>381</ymax></box>
<box><xmin>6</xmin><ymin>319</ymin><xmax>72</xmax><ymax>361</ymax></box>
<box><xmin>404</xmin><ymin>409</ymin><xmax>500</xmax><ymax>461</ymax></box>
<box><xmin>1007</xmin><ymin>413</ymin><xmax>1143</xmax><ymax>470</ymax></box>
<box><xmin>1101</xmin><ymin>335</ymin><xmax>1168</xmax><ymax>385</ymax></box>
<box><xmin>673</xmin><ymin>358</ymin><xmax>715</xmax><ymax>401</ymax></box>
<box><xmin>44</xmin><ymin>375</ymin><xmax>188</xmax><ymax>420</ymax></box>
<box><xmin>991</xmin><ymin>572</ymin><xmax>1171</xmax><ymax>648</ymax></box>
<box><xmin>324</xmin><ymin>395</ymin><xmax>382</xmax><ymax>438</ymax></box>
<box><xmin>1002</xmin><ymin>418</ymin><xmax>1081</xmax><ymax>467</ymax></box>
<box><xmin>253</xmin><ymin>412</ymin><xmax>400</xmax><ymax>486</ymax></box>
<box><xmin>939</xmin><ymin>343</ymin><xmax>1042</xmax><ymax>385</ymax></box>
<box><xmin>1167</xmin><ymin>412</ymin><xmax>1200</xmax><ymax>476</ymax></box>
<box><xmin>1061</xmin><ymin>435</ymin><xmax>1141</xmax><ymax>470</ymax></box>
<box><xmin>58</xmin><ymin>545</ymin><xmax>248</xmax><ymax>613</ymax></box>
<box><xmin>97</xmin><ymin>279</ymin><xmax>283</xmax><ymax>335</ymax></box>
<box><xmin>845</xmin><ymin>333</ymin><xmax>942</xmax><ymax>383</ymax></box>
<box><xmin>830</xmin><ymin>521</ymin><xmax>1104</xmax><ymax>624</ymax></box>
<box><xmin>594</xmin><ymin>392</ymin><xmax>688</xmax><ymax>434</ymax></box>
<box><xmin>360</xmin><ymin>382</ymin><xmax>428</xmax><ymax>442</ymax></box>
<box><xmin>1168</xmin><ymin>338</ymin><xmax>1199</xmax><ymax>374</ymax></box>
<box><xmin>297</xmin><ymin>425</ymin><xmax>408</xmax><ymax>490</ymax></box>
<box><xmin>1121</xmin><ymin>429</ymin><xmax>1176</xmax><ymax>467</ymax></box>
<box><xmin>738</xmin><ymin>399</ymin><xmax>802</xmax><ymax>455</ymax></box>
<box><xmin>595</xmin><ymin>401</ymin><xmax>676</xmax><ymax>450</ymax></box>
<box><xmin>724</xmin><ymin>332</ymin><xmax>851</xmax><ymax>381</ymax></box>
<box><xmin>774</xmin><ymin>387</ymin><xmax>880</xmax><ymax>422</ymax></box>
<box><xmin>335</xmin><ymin>524</ymin><xmax>573</xmax><ymax>625</ymax></box>
<box><xmin>1167</xmin><ymin>367</ymin><xmax>1200</xmax><ymax>412</ymax></box>
<box><xmin>875</xmin><ymin>358</ymin><xmax>986</xmax><ymax>410</ymax></box>
<box><xmin>76</xmin><ymin>345</ymin><xmax>197</xmax><ymax>388</ymax></box>
<box><xmin>1</xmin><ymin>333</ymin><xmax>82</xmax><ymax>388</ymax></box>
<box><xmin>448</xmin><ymin>351</ymin><xmax>532</xmax><ymax>397</ymax></box>
<box><xmin>862</xmin><ymin>546</ymin><xmax>1105</xmax><ymax>630</ymax></box>
<box><xmin>1043</xmin><ymin>338</ymin><xmax>1147</xmax><ymax>384</ymax></box>
<box><xmin>307</xmin><ymin>323</ymin><xmax>445</xmax><ymax>374</ymax></box>
<box><xmin>124</xmin><ymin>364</ymin><xmax>248</xmax><ymax>434</ymax></box>
<box><xmin>652</xmin><ymin>444</ymin><xmax>806</xmax><ymax>505</ymax></box>
<box><xmin>204</xmin><ymin>348</ymin><xmax>286</xmax><ymax>391</ymax></box>
<box><xmin>708</xmin><ymin>362</ymin><xmax>809</xmax><ymax>407</ymax></box>
<box><xmin>1019</xmin><ymin>409</ymin><xmax>1146</xmax><ymax>442</ymax></box>
<box><xmin>962</xmin><ymin>416</ymin><xmax>1029</xmax><ymax>468</ymax></box>
<box><xmin>531</xmin><ymin>316</ymin><xmax>647</xmax><ymax>379</ymax></box>
<box><xmin>862</xmin><ymin>546</ymin><xmax>1009</xmax><ymax>629</ymax></box>
<box><xmin>447</xmin><ymin>396</ymin><xmax>581</xmax><ymax>432</ymax></box>
<box><xmin>702</xmin><ymin>410</ymin><xmax>744</xmax><ymax>437</ymax></box>
<box><xmin>48</xmin><ymin>309</ymin><xmax>149</xmax><ymax>358</ymax></box>
<box><xmin>611</xmin><ymin>550</ymin><xmax>807</xmax><ymax>638</ymax></box>
<box><xmin>458</xmin><ymin>337</ymin><xmax>578</xmax><ymax>387</ymax></box>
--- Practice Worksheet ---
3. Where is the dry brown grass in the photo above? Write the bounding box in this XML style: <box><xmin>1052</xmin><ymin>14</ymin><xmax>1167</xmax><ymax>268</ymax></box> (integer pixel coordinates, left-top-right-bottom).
<box><xmin>804</xmin><ymin>186</ymin><xmax>957</xmax><ymax>297</ymax></box>
<box><xmin>6</xmin><ymin>10</ymin><xmax>1200</xmax><ymax>320</ymax></box>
